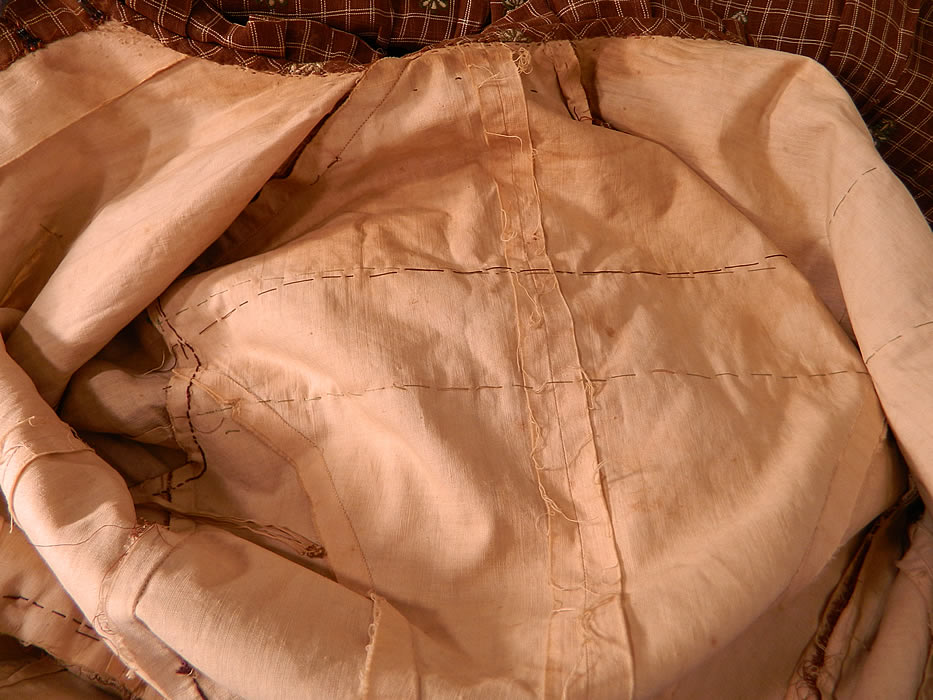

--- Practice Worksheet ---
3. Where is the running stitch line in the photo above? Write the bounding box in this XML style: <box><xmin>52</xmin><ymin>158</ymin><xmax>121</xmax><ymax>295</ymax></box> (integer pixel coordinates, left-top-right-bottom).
<box><xmin>156</xmin><ymin>300</ymin><xmax>209</xmax><ymax>496</ymax></box>
<box><xmin>1</xmin><ymin>595</ymin><xmax>101</xmax><ymax>642</ymax></box>
<box><xmin>176</xmin><ymin>368</ymin><xmax>870</xmax><ymax>418</ymax></box>
<box><xmin>864</xmin><ymin>319</ymin><xmax>933</xmax><ymax>363</ymax></box>
<box><xmin>173</xmin><ymin>255</ymin><xmax>789</xmax><ymax>319</ymax></box>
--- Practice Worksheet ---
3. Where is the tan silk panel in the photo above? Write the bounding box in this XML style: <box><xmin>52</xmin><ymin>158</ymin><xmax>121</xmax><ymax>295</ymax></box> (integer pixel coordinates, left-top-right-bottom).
<box><xmin>0</xmin><ymin>25</ymin><xmax>931</xmax><ymax>699</ymax></box>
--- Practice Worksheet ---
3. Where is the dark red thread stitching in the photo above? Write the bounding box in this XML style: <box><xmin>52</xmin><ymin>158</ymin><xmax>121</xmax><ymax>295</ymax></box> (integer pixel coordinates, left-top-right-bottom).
<box><xmin>157</xmin><ymin>300</ymin><xmax>208</xmax><ymax>495</ymax></box>
<box><xmin>2</xmin><ymin>595</ymin><xmax>101</xmax><ymax>642</ymax></box>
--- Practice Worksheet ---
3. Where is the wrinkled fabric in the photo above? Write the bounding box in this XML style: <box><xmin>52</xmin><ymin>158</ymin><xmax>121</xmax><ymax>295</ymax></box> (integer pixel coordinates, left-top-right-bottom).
<box><xmin>1</xmin><ymin>24</ymin><xmax>932</xmax><ymax>699</ymax></box>
<box><xmin>1</xmin><ymin>0</ymin><xmax>930</xmax><ymax>222</ymax></box>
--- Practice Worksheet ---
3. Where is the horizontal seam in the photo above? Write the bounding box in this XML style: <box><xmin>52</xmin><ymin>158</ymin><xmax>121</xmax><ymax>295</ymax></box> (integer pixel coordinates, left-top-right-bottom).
<box><xmin>172</xmin><ymin>368</ymin><xmax>871</xmax><ymax>417</ymax></box>
<box><xmin>173</xmin><ymin>255</ymin><xmax>790</xmax><ymax>325</ymax></box>
<box><xmin>1</xmin><ymin>594</ymin><xmax>101</xmax><ymax>642</ymax></box>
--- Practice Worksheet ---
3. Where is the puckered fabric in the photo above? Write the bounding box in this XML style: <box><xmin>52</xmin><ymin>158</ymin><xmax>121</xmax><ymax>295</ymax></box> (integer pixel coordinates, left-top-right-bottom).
<box><xmin>1</xmin><ymin>0</ymin><xmax>931</xmax><ymax>221</ymax></box>
<box><xmin>0</xmin><ymin>25</ymin><xmax>931</xmax><ymax>698</ymax></box>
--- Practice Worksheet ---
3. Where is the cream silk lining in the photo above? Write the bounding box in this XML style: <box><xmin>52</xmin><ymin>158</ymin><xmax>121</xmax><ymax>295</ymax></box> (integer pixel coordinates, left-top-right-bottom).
<box><xmin>0</xmin><ymin>24</ymin><xmax>931</xmax><ymax>699</ymax></box>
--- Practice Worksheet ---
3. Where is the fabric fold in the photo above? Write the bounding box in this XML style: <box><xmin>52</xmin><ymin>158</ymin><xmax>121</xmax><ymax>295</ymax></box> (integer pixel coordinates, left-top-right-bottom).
<box><xmin>0</xmin><ymin>26</ymin><xmax>931</xmax><ymax>700</ymax></box>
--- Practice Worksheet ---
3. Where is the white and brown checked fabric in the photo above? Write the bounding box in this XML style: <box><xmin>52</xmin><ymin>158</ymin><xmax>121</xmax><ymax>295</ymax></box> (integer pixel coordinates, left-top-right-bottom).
<box><xmin>1</xmin><ymin>25</ymin><xmax>933</xmax><ymax>698</ymax></box>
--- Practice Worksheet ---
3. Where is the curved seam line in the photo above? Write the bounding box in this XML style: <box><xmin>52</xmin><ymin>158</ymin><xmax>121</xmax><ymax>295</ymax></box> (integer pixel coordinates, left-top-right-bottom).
<box><xmin>194</xmin><ymin>365</ymin><xmax>376</xmax><ymax>590</ymax></box>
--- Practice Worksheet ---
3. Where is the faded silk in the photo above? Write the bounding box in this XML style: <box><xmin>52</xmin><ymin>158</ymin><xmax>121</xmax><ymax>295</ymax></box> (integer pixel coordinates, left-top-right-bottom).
<box><xmin>0</xmin><ymin>25</ymin><xmax>932</xmax><ymax>699</ymax></box>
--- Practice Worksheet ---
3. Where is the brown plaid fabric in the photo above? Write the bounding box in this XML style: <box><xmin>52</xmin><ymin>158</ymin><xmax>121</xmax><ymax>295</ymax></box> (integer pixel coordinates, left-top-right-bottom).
<box><xmin>1</xmin><ymin>0</ymin><xmax>930</xmax><ymax>219</ymax></box>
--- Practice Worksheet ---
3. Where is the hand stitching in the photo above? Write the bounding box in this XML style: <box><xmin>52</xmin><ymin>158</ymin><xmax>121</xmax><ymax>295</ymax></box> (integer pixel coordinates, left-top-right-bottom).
<box><xmin>172</xmin><ymin>255</ymin><xmax>790</xmax><ymax>321</ymax></box>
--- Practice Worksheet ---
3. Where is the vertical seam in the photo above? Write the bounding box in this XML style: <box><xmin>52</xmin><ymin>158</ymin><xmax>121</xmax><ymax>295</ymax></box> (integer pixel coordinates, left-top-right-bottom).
<box><xmin>491</xmin><ymin>43</ymin><xmax>596</xmax><ymax>700</ymax></box>
<box><xmin>467</xmin><ymin>42</ymin><xmax>556</xmax><ymax>698</ymax></box>
<box><xmin>155</xmin><ymin>300</ymin><xmax>207</xmax><ymax>497</ymax></box>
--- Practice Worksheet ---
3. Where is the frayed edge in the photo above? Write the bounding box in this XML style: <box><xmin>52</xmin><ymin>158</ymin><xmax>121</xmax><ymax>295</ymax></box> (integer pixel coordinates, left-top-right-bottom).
<box><xmin>359</xmin><ymin>593</ymin><xmax>385</xmax><ymax>699</ymax></box>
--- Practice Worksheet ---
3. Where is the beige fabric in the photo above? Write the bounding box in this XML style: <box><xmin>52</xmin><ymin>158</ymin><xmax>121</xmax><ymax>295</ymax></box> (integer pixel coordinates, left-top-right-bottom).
<box><xmin>0</xmin><ymin>23</ymin><xmax>931</xmax><ymax>699</ymax></box>
<box><xmin>0</xmin><ymin>634</ymin><xmax>115</xmax><ymax>698</ymax></box>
